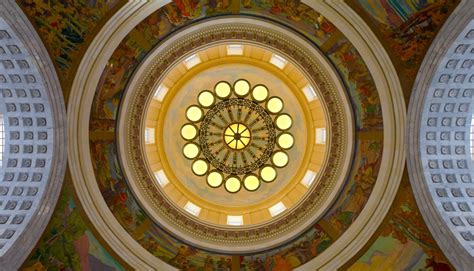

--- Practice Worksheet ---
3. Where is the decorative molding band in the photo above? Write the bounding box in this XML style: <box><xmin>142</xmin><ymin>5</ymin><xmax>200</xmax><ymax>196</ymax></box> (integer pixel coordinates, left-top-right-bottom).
<box><xmin>118</xmin><ymin>17</ymin><xmax>353</xmax><ymax>253</ymax></box>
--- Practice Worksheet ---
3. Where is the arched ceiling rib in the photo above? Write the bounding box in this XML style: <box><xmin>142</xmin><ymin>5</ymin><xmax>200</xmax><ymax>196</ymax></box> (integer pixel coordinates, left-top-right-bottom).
<box><xmin>407</xmin><ymin>1</ymin><xmax>474</xmax><ymax>269</ymax></box>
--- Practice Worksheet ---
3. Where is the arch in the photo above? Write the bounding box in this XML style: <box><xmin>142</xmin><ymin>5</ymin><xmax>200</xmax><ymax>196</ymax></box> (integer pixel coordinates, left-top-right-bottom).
<box><xmin>0</xmin><ymin>1</ymin><xmax>67</xmax><ymax>269</ymax></box>
<box><xmin>407</xmin><ymin>1</ymin><xmax>474</xmax><ymax>269</ymax></box>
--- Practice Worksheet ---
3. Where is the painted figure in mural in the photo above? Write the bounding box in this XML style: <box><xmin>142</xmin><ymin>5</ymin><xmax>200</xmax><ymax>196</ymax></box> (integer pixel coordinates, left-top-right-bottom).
<box><xmin>310</xmin><ymin>237</ymin><xmax>319</xmax><ymax>256</ymax></box>
<box><xmin>203</xmin><ymin>255</ymin><xmax>215</xmax><ymax>271</ymax></box>
<box><xmin>424</xmin><ymin>255</ymin><xmax>451</xmax><ymax>270</ymax></box>
<box><xmin>310</xmin><ymin>229</ymin><xmax>332</xmax><ymax>257</ymax></box>
<box><xmin>140</xmin><ymin>237</ymin><xmax>161</xmax><ymax>257</ymax></box>
<box><xmin>238</xmin><ymin>224</ymin><xmax>335</xmax><ymax>270</ymax></box>
<box><xmin>264</xmin><ymin>255</ymin><xmax>274</xmax><ymax>270</ymax></box>
<box><xmin>169</xmin><ymin>245</ymin><xmax>198</xmax><ymax>268</ymax></box>
<box><xmin>218</xmin><ymin>0</ymin><xmax>232</xmax><ymax>10</ymax></box>
<box><xmin>254</xmin><ymin>257</ymin><xmax>265</xmax><ymax>271</ymax></box>
<box><xmin>241</xmin><ymin>0</ymin><xmax>307</xmax><ymax>21</ymax></box>
<box><xmin>202</xmin><ymin>0</ymin><xmax>231</xmax><ymax>15</ymax></box>
<box><xmin>215</xmin><ymin>257</ymin><xmax>231</xmax><ymax>270</ymax></box>
<box><xmin>173</xmin><ymin>0</ymin><xmax>199</xmax><ymax>18</ymax></box>
<box><xmin>269</xmin><ymin>0</ymin><xmax>305</xmax><ymax>21</ymax></box>
<box><xmin>285</xmin><ymin>247</ymin><xmax>302</xmax><ymax>267</ymax></box>
<box><xmin>138</xmin><ymin>14</ymin><xmax>165</xmax><ymax>41</ymax></box>
<box><xmin>18</xmin><ymin>0</ymin><xmax>121</xmax><ymax>74</ymax></box>
<box><xmin>313</xmin><ymin>15</ymin><xmax>335</xmax><ymax>39</ymax></box>
<box><xmin>164</xmin><ymin>4</ymin><xmax>187</xmax><ymax>25</ymax></box>
<box><xmin>273</xmin><ymin>253</ymin><xmax>292</xmax><ymax>271</ymax></box>
<box><xmin>242</xmin><ymin>0</ymin><xmax>253</xmax><ymax>8</ymax></box>
<box><xmin>355</xmin><ymin>0</ymin><xmax>456</xmax><ymax>69</ymax></box>
<box><xmin>296</xmin><ymin>241</ymin><xmax>313</xmax><ymax>261</ymax></box>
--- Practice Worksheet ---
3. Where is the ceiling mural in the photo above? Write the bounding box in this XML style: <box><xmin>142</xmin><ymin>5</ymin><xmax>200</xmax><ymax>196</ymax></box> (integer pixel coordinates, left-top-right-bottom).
<box><xmin>350</xmin><ymin>0</ymin><xmax>457</xmax><ymax>66</ymax></box>
<box><xmin>17</xmin><ymin>0</ymin><xmax>125</xmax><ymax>92</ymax></box>
<box><xmin>346</xmin><ymin>0</ymin><xmax>459</xmax><ymax>99</ymax></box>
<box><xmin>21</xmin><ymin>175</ymin><xmax>127</xmax><ymax>271</ymax></box>
<box><xmin>348</xmin><ymin>176</ymin><xmax>452</xmax><ymax>270</ymax></box>
<box><xmin>88</xmin><ymin>0</ymin><xmax>382</xmax><ymax>268</ymax></box>
<box><xmin>119</xmin><ymin>21</ymin><xmax>351</xmax><ymax>251</ymax></box>
<box><xmin>13</xmin><ymin>0</ymin><xmax>460</xmax><ymax>270</ymax></box>
<box><xmin>344</xmin><ymin>0</ymin><xmax>460</xmax><ymax>269</ymax></box>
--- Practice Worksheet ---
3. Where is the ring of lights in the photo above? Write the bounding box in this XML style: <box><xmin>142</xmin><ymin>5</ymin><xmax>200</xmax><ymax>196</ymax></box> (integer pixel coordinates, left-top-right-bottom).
<box><xmin>117</xmin><ymin>17</ymin><xmax>354</xmax><ymax>253</ymax></box>
<box><xmin>197</xmin><ymin>95</ymin><xmax>277</xmax><ymax>175</ymax></box>
<box><xmin>182</xmin><ymin>79</ymin><xmax>294</xmax><ymax>193</ymax></box>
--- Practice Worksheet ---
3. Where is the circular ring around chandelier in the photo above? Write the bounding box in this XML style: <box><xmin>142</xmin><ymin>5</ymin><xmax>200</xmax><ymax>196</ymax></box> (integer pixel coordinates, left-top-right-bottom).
<box><xmin>180</xmin><ymin>79</ymin><xmax>295</xmax><ymax>193</ymax></box>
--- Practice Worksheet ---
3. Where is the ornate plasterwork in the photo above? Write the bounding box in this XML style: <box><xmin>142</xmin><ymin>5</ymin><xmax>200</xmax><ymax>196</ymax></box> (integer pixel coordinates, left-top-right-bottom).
<box><xmin>189</xmin><ymin>98</ymin><xmax>276</xmax><ymax>178</ymax></box>
<box><xmin>119</xmin><ymin>18</ymin><xmax>353</xmax><ymax>253</ymax></box>
<box><xmin>68</xmin><ymin>1</ymin><xmax>405</xmax><ymax>270</ymax></box>
<box><xmin>407</xmin><ymin>1</ymin><xmax>474</xmax><ymax>269</ymax></box>
<box><xmin>0</xmin><ymin>1</ymin><xmax>66</xmax><ymax>270</ymax></box>
<box><xmin>184</xmin><ymin>82</ymin><xmax>293</xmax><ymax>193</ymax></box>
<box><xmin>197</xmin><ymin>98</ymin><xmax>277</xmax><ymax>176</ymax></box>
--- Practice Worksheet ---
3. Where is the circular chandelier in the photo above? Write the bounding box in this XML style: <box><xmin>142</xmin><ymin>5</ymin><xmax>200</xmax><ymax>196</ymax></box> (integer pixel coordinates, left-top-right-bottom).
<box><xmin>181</xmin><ymin>79</ymin><xmax>294</xmax><ymax>193</ymax></box>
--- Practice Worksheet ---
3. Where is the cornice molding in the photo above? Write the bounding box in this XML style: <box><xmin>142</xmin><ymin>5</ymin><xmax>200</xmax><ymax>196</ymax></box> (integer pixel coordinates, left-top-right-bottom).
<box><xmin>118</xmin><ymin>17</ymin><xmax>353</xmax><ymax>253</ymax></box>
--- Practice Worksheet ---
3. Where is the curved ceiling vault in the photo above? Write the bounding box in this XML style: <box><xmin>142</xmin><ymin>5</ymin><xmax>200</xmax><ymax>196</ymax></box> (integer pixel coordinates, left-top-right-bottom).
<box><xmin>0</xmin><ymin>1</ymin><xmax>67</xmax><ymax>270</ymax></box>
<box><xmin>67</xmin><ymin>1</ymin><xmax>405</xmax><ymax>270</ymax></box>
<box><xmin>118</xmin><ymin>17</ymin><xmax>353</xmax><ymax>254</ymax></box>
<box><xmin>407</xmin><ymin>1</ymin><xmax>474</xmax><ymax>269</ymax></box>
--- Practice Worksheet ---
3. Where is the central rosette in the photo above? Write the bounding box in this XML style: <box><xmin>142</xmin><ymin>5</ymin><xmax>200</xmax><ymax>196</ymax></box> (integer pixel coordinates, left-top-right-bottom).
<box><xmin>181</xmin><ymin>79</ymin><xmax>294</xmax><ymax>193</ymax></box>
<box><xmin>199</xmin><ymin>98</ymin><xmax>276</xmax><ymax>175</ymax></box>
<box><xmin>224</xmin><ymin>123</ymin><xmax>251</xmax><ymax>150</ymax></box>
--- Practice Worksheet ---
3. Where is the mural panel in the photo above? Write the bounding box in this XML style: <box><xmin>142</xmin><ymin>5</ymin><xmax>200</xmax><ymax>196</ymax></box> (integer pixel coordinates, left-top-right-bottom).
<box><xmin>344</xmin><ymin>0</ymin><xmax>459</xmax><ymax>269</ymax></box>
<box><xmin>346</xmin><ymin>0</ymin><xmax>459</xmax><ymax>98</ymax></box>
<box><xmin>348</xmin><ymin>176</ymin><xmax>452</xmax><ymax>270</ymax></box>
<box><xmin>21</xmin><ymin>177</ymin><xmax>126</xmax><ymax>271</ymax></box>
<box><xmin>17</xmin><ymin>0</ymin><xmax>125</xmax><ymax>91</ymax></box>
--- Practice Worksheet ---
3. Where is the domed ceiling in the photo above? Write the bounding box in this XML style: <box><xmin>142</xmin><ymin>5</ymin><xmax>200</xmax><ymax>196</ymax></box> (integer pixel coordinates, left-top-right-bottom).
<box><xmin>117</xmin><ymin>19</ymin><xmax>354</xmax><ymax>253</ymax></box>
<box><xmin>69</xmin><ymin>1</ymin><xmax>403</xmax><ymax>269</ymax></box>
<box><xmin>10</xmin><ymin>0</ymin><xmax>463</xmax><ymax>270</ymax></box>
